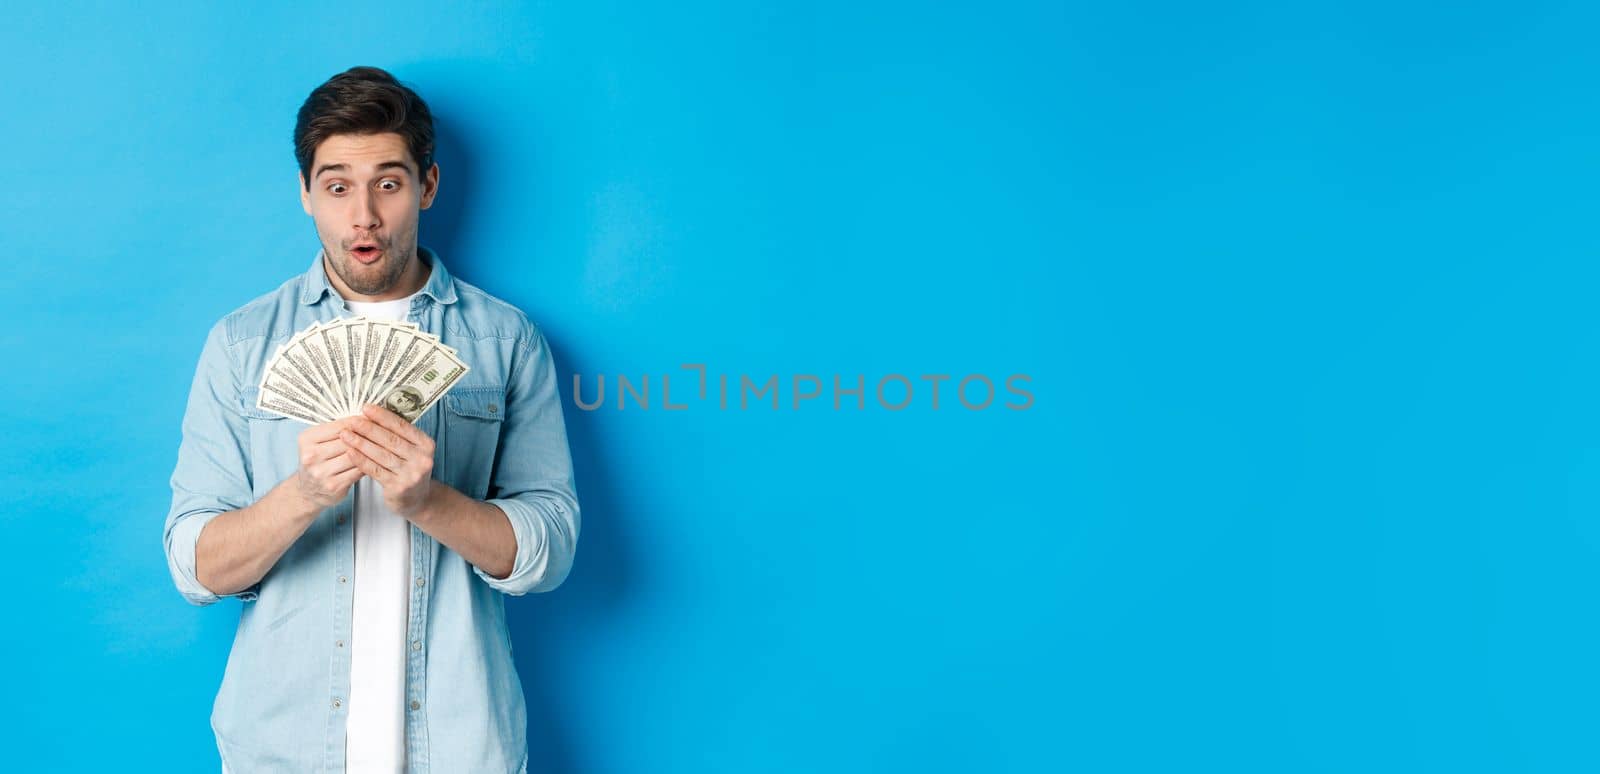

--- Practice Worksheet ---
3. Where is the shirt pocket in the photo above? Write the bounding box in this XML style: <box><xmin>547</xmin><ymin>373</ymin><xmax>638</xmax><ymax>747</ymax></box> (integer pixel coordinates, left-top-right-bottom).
<box><xmin>440</xmin><ymin>385</ymin><xmax>506</xmax><ymax>500</ymax></box>
<box><xmin>238</xmin><ymin>386</ymin><xmax>298</xmax><ymax>499</ymax></box>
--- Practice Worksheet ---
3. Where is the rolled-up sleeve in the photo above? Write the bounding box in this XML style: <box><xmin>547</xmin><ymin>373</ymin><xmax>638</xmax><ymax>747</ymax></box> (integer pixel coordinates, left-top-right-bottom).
<box><xmin>478</xmin><ymin>321</ymin><xmax>582</xmax><ymax>596</ymax></box>
<box><xmin>164</xmin><ymin>318</ymin><xmax>260</xmax><ymax>606</ymax></box>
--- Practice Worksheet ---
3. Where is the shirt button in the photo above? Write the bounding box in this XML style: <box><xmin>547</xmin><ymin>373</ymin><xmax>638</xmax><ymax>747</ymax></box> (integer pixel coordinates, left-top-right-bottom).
<box><xmin>337</xmin><ymin>514</ymin><xmax>346</xmax><ymax>525</ymax></box>
<box><xmin>339</xmin><ymin>575</ymin><xmax>348</xmax><ymax>584</ymax></box>
<box><xmin>415</xmin><ymin>577</ymin><xmax>425</xmax><ymax>587</ymax></box>
<box><xmin>336</xmin><ymin>640</ymin><xmax>344</xmax><ymax>648</ymax></box>
<box><xmin>332</xmin><ymin>698</ymin><xmax>343</xmax><ymax>709</ymax></box>
<box><xmin>412</xmin><ymin>640</ymin><xmax>422</xmax><ymax>651</ymax></box>
<box><xmin>410</xmin><ymin>700</ymin><xmax>421</xmax><ymax>711</ymax></box>
<box><xmin>487</xmin><ymin>403</ymin><xmax>498</xmax><ymax>413</ymax></box>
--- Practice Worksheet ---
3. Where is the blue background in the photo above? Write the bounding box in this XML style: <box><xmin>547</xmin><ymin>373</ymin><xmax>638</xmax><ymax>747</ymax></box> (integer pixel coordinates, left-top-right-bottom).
<box><xmin>1</xmin><ymin>1</ymin><xmax>1593</xmax><ymax>771</ymax></box>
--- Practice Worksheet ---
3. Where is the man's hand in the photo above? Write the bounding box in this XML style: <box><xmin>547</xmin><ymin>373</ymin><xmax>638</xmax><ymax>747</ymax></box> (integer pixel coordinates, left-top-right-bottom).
<box><xmin>341</xmin><ymin>404</ymin><xmax>437</xmax><ymax>520</ymax></box>
<box><xmin>295</xmin><ymin>417</ymin><xmax>363</xmax><ymax>510</ymax></box>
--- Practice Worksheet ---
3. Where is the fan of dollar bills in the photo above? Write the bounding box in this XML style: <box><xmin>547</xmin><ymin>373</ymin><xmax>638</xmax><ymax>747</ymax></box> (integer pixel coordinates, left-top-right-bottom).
<box><xmin>255</xmin><ymin>317</ymin><xmax>469</xmax><ymax>425</ymax></box>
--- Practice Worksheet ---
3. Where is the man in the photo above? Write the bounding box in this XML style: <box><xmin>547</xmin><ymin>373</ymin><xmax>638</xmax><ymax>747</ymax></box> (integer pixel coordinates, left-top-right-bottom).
<box><xmin>163</xmin><ymin>65</ymin><xmax>581</xmax><ymax>773</ymax></box>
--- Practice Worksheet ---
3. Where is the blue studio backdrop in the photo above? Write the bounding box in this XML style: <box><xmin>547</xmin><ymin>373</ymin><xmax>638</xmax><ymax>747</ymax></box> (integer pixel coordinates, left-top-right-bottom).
<box><xmin>3</xmin><ymin>1</ymin><xmax>1597</xmax><ymax>772</ymax></box>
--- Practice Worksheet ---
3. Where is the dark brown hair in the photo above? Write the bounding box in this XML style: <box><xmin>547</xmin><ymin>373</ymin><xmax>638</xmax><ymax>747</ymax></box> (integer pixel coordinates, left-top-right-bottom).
<box><xmin>294</xmin><ymin>66</ymin><xmax>435</xmax><ymax>190</ymax></box>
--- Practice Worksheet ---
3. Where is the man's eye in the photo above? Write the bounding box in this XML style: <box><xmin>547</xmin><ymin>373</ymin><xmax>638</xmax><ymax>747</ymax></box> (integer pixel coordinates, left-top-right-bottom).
<box><xmin>328</xmin><ymin>184</ymin><xmax>346</xmax><ymax>195</ymax></box>
<box><xmin>380</xmin><ymin>180</ymin><xmax>400</xmax><ymax>191</ymax></box>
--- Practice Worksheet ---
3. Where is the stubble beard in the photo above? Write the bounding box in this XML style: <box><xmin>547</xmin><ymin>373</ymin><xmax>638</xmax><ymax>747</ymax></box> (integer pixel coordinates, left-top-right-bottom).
<box><xmin>326</xmin><ymin>239</ymin><xmax>414</xmax><ymax>297</ymax></box>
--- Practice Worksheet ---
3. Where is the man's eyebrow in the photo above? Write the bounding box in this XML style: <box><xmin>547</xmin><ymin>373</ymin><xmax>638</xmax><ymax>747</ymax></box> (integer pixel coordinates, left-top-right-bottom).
<box><xmin>313</xmin><ymin>160</ymin><xmax>412</xmax><ymax>179</ymax></box>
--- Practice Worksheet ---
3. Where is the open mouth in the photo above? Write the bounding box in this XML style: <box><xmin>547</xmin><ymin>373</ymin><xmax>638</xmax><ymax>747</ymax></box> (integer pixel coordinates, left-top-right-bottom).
<box><xmin>351</xmin><ymin>244</ymin><xmax>382</xmax><ymax>263</ymax></box>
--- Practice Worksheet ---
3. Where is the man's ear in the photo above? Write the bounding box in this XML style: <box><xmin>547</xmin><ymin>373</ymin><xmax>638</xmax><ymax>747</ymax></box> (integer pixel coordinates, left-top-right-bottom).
<box><xmin>420</xmin><ymin>163</ymin><xmax>440</xmax><ymax>210</ymax></box>
<box><xmin>299</xmin><ymin>172</ymin><xmax>312</xmax><ymax>215</ymax></box>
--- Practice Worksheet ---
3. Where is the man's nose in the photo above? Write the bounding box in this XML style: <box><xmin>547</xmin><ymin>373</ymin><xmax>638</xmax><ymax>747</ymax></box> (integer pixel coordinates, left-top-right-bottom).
<box><xmin>352</xmin><ymin>190</ymin><xmax>380</xmax><ymax>230</ymax></box>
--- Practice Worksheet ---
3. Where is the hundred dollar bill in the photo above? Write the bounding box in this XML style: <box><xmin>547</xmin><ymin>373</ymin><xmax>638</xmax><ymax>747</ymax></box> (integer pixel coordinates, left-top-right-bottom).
<box><xmin>258</xmin><ymin>381</ymin><xmax>329</xmax><ymax>423</ymax></box>
<box><xmin>254</xmin><ymin>385</ymin><xmax>321</xmax><ymax>424</ymax></box>
<box><xmin>363</xmin><ymin>318</ymin><xmax>412</xmax><ymax>404</ymax></box>
<box><xmin>316</xmin><ymin>322</ymin><xmax>351</xmax><ymax>416</ymax></box>
<box><xmin>349</xmin><ymin>318</ymin><xmax>374</xmax><ymax>407</ymax></box>
<box><xmin>344</xmin><ymin>317</ymin><xmax>367</xmax><ymax>413</ymax></box>
<box><xmin>360</xmin><ymin>322</ymin><xmax>416</xmax><ymax>408</ymax></box>
<box><xmin>366</xmin><ymin>325</ymin><xmax>435</xmax><ymax>410</ymax></box>
<box><xmin>296</xmin><ymin>325</ymin><xmax>345</xmax><ymax>416</ymax></box>
<box><xmin>259</xmin><ymin>354</ymin><xmax>338</xmax><ymax>422</ymax></box>
<box><xmin>255</xmin><ymin>317</ymin><xmax>467</xmax><ymax>424</ymax></box>
<box><xmin>274</xmin><ymin>337</ymin><xmax>344</xmax><ymax>419</ymax></box>
<box><xmin>373</xmin><ymin>342</ymin><xmax>470</xmax><ymax>423</ymax></box>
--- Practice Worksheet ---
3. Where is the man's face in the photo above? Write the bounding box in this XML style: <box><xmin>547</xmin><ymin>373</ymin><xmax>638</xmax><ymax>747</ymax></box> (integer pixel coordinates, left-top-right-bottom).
<box><xmin>299</xmin><ymin>132</ymin><xmax>439</xmax><ymax>299</ymax></box>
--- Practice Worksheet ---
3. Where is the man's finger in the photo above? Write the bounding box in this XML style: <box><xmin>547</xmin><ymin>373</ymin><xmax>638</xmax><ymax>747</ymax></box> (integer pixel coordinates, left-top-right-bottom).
<box><xmin>346</xmin><ymin>417</ymin><xmax>411</xmax><ymax>459</ymax></box>
<box><xmin>342</xmin><ymin>428</ymin><xmax>403</xmax><ymax>472</ymax></box>
<box><xmin>306</xmin><ymin>437</ymin><xmax>350</xmax><ymax>463</ymax></box>
<box><xmin>329</xmin><ymin>465</ymin><xmax>363</xmax><ymax>490</ymax></box>
<box><xmin>346</xmin><ymin>445</ymin><xmax>396</xmax><ymax>487</ymax></box>
<box><xmin>314</xmin><ymin>450</ymin><xmax>358</xmax><ymax>477</ymax></box>
<box><xmin>362</xmin><ymin>403</ymin><xmax>428</xmax><ymax>446</ymax></box>
<box><xmin>301</xmin><ymin>417</ymin><xmax>356</xmax><ymax>444</ymax></box>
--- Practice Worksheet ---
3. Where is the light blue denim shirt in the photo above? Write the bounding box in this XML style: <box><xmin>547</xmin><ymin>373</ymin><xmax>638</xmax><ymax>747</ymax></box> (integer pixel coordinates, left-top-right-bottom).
<box><xmin>163</xmin><ymin>246</ymin><xmax>580</xmax><ymax>773</ymax></box>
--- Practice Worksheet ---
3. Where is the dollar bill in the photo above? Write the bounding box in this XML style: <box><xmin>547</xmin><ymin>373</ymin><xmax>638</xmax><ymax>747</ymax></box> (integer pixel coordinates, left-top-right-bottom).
<box><xmin>373</xmin><ymin>343</ymin><xmax>470</xmax><ymax>422</ymax></box>
<box><xmin>252</xmin><ymin>316</ymin><xmax>468</xmax><ymax>425</ymax></box>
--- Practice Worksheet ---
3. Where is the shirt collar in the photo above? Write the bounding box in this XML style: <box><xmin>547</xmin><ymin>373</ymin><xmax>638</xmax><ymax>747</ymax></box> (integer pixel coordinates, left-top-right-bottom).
<box><xmin>299</xmin><ymin>244</ymin><xmax>459</xmax><ymax>306</ymax></box>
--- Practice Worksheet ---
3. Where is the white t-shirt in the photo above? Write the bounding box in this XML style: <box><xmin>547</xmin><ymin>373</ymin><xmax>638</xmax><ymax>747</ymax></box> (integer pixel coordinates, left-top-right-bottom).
<box><xmin>342</xmin><ymin>292</ymin><xmax>419</xmax><ymax>773</ymax></box>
